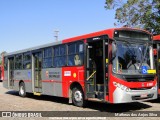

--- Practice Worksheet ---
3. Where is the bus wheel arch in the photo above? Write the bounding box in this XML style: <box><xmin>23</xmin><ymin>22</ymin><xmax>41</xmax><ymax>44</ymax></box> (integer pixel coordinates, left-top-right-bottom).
<box><xmin>69</xmin><ymin>82</ymin><xmax>85</xmax><ymax>107</ymax></box>
<box><xmin>19</xmin><ymin>80</ymin><xmax>26</xmax><ymax>97</ymax></box>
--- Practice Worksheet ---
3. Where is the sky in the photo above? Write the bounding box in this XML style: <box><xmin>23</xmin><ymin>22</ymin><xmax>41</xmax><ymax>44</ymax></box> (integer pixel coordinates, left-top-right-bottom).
<box><xmin>0</xmin><ymin>0</ymin><xmax>116</xmax><ymax>53</ymax></box>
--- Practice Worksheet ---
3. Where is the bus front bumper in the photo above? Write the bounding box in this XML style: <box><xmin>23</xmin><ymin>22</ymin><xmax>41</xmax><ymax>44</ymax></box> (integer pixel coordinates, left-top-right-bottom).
<box><xmin>113</xmin><ymin>87</ymin><xmax>157</xmax><ymax>103</ymax></box>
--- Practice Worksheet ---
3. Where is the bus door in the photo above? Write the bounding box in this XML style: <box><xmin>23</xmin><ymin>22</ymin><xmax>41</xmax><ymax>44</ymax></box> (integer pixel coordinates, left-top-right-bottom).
<box><xmin>32</xmin><ymin>52</ymin><xmax>42</xmax><ymax>93</ymax></box>
<box><xmin>85</xmin><ymin>35</ymin><xmax>109</xmax><ymax>100</ymax></box>
<box><xmin>8</xmin><ymin>57</ymin><xmax>14</xmax><ymax>89</ymax></box>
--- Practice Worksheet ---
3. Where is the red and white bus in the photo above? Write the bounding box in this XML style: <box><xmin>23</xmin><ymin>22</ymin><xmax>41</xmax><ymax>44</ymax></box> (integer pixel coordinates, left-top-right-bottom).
<box><xmin>153</xmin><ymin>35</ymin><xmax>160</xmax><ymax>95</ymax></box>
<box><xmin>3</xmin><ymin>28</ymin><xmax>157</xmax><ymax>107</ymax></box>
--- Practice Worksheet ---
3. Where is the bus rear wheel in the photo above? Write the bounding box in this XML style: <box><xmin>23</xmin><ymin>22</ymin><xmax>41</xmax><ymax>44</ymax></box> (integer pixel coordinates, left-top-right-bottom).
<box><xmin>19</xmin><ymin>82</ymin><xmax>26</xmax><ymax>97</ymax></box>
<box><xmin>72</xmin><ymin>87</ymin><xmax>85</xmax><ymax>107</ymax></box>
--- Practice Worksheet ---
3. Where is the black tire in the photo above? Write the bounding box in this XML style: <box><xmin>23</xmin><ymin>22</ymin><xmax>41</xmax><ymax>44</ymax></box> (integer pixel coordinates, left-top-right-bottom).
<box><xmin>72</xmin><ymin>87</ymin><xmax>85</xmax><ymax>107</ymax></box>
<box><xmin>19</xmin><ymin>82</ymin><xmax>26</xmax><ymax>97</ymax></box>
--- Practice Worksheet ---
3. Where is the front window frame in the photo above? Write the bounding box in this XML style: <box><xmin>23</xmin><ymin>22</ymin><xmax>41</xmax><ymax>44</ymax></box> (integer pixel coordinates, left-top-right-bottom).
<box><xmin>112</xmin><ymin>40</ymin><xmax>155</xmax><ymax>75</ymax></box>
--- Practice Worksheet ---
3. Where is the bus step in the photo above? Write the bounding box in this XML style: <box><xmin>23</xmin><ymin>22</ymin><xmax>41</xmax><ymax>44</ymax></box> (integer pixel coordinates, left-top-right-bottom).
<box><xmin>87</xmin><ymin>84</ymin><xmax>95</xmax><ymax>92</ymax></box>
<box><xmin>95</xmin><ymin>91</ymin><xmax>104</xmax><ymax>99</ymax></box>
<box><xmin>33</xmin><ymin>92</ymin><xmax>41</xmax><ymax>96</ymax></box>
<box><xmin>87</xmin><ymin>92</ymin><xmax>95</xmax><ymax>98</ymax></box>
<box><xmin>87</xmin><ymin>98</ymin><xmax>102</xmax><ymax>102</ymax></box>
<box><xmin>96</xmin><ymin>84</ymin><xmax>104</xmax><ymax>91</ymax></box>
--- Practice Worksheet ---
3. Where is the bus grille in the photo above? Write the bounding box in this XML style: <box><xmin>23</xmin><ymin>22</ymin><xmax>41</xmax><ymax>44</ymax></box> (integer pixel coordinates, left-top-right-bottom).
<box><xmin>124</xmin><ymin>76</ymin><xmax>154</xmax><ymax>82</ymax></box>
<box><xmin>130</xmin><ymin>87</ymin><xmax>152</xmax><ymax>90</ymax></box>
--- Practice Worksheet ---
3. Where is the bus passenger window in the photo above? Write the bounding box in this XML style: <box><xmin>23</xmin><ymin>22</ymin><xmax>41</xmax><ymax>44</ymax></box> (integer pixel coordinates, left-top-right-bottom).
<box><xmin>4</xmin><ymin>57</ymin><xmax>8</xmax><ymax>70</ymax></box>
<box><xmin>77</xmin><ymin>42</ymin><xmax>84</xmax><ymax>65</ymax></box>
<box><xmin>59</xmin><ymin>45</ymin><xmax>66</xmax><ymax>66</ymax></box>
<box><xmin>15</xmin><ymin>54</ymin><xmax>23</xmax><ymax>70</ymax></box>
<box><xmin>68</xmin><ymin>42</ymin><xmax>84</xmax><ymax>66</ymax></box>
<box><xmin>53</xmin><ymin>45</ymin><xmax>66</xmax><ymax>67</ymax></box>
<box><xmin>74</xmin><ymin>55</ymin><xmax>81</xmax><ymax>65</ymax></box>
<box><xmin>23</xmin><ymin>53</ymin><xmax>31</xmax><ymax>69</ymax></box>
<box><xmin>68</xmin><ymin>43</ymin><xmax>76</xmax><ymax>66</ymax></box>
<box><xmin>43</xmin><ymin>47</ymin><xmax>53</xmax><ymax>68</ymax></box>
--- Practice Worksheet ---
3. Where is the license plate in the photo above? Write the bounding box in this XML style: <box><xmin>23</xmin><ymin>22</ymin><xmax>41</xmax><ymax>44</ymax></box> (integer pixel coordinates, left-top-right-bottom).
<box><xmin>141</xmin><ymin>94</ymin><xmax>147</xmax><ymax>98</ymax></box>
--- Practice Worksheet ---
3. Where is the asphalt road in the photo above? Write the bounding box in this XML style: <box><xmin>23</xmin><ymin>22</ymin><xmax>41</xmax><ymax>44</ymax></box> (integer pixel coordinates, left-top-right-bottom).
<box><xmin>0</xmin><ymin>82</ymin><xmax>160</xmax><ymax>120</ymax></box>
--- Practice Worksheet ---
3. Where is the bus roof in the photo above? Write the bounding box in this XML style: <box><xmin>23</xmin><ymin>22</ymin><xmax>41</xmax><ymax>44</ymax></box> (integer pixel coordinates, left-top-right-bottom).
<box><xmin>62</xmin><ymin>27</ymin><xmax>151</xmax><ymax>43</ymax></box>
<box><xmin>4</xmin><ymin>41</ymin><xmax>62</xmax><ymax>57</ymax></box>
<box><xmin>4</xmin><ymin>27</ymin><xmax>150</xmax><ymax>57</ymax></box>
<box><xmin>153</xmin><ymin>35</ymin><xmax>160</xmax><ymax>41</ymax></box>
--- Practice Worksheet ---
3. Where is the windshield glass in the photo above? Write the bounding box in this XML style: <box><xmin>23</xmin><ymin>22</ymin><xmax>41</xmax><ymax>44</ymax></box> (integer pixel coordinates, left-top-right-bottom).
<box><xmin>112</xmin><ymin>41</ymin><xmax>155</xmax><ymax>75</ymax></box>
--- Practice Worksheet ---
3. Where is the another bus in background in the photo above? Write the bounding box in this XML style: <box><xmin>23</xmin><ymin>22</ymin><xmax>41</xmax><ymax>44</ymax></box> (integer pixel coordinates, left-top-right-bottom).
<box><xmin>0</xmin><ymin>65</ymin><xmax>4</xmax><ymax>82</ymax></box>
<box><xmin>153</xmin><ymin>35</ymin><xmax>160</xmax><ymax>95</ymax></box>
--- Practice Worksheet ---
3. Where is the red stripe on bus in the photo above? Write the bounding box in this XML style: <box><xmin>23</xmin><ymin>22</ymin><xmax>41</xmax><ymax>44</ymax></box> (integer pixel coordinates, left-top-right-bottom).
<box><xmin>14</xmin><ymin>80</ymin><xmax>31</xmax><ymax>82</ymax></box>
<box><xmin>42</xmin><ymin>80</ymin><xmax>62</xmax><ymax>83</ymax></box>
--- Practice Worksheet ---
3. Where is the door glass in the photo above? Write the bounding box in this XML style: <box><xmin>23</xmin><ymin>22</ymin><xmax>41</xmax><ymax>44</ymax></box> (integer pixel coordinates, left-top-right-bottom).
<box><xmin>34</xmin><ymin>52</ymin><xmax>42</xmax><ymax>88</ymax></box>
<box><xmin>9</xmin><ymin>58</ymin><xmax>14</xmax><ymax>87</ymax></box>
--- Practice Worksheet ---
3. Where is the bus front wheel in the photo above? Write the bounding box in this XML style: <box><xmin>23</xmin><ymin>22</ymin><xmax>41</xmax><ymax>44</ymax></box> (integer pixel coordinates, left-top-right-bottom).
<box><xmin>72</xmin><ymin>87</ymin><xmax>85</xmax><ymax>107</ymax></box>
<box><xmin>19</xmin><ymin>82</ymin><xmax>26</xmax><ymax>97</ymax></box>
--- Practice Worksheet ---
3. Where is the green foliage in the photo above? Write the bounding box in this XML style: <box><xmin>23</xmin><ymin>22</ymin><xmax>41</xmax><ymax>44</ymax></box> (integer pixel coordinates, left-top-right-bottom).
<box><xmin>105</xmin><ymin>0</ymin><xmax>160</xmax><ymax>34</ymax></box>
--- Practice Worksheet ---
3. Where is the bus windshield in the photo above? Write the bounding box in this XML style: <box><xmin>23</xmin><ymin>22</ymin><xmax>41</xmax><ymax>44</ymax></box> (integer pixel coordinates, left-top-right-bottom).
<box><xmin>112</xmin><ymin>41</ymin><xmax>155</xmax><ymax>75</ymax></box>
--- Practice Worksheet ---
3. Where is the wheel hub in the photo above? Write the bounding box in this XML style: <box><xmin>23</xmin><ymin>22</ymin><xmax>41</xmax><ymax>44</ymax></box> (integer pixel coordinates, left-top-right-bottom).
<box><xmin>20</xmin><ymin>86</ymin><xmax>24</xmax><ymax>95</ymax></box>
<box><xmin>74</xmin><ymin>91</ymin><xmax>82</xmax><ymax>102</ymax></box>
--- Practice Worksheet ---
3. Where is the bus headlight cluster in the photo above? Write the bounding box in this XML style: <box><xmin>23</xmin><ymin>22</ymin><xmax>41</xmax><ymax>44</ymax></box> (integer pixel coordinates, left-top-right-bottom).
<box><xmin>113</xmin><ymin>82</ymin><xmax>131</xmax><ymax>92</ymax></box>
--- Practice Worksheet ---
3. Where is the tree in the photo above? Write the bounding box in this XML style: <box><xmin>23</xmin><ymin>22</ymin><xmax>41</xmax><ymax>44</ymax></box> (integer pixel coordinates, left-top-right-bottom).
<box><xmin>105</xmin><ymin>0</ymin><xmax>160</xmax><ymax>34</ymax></box>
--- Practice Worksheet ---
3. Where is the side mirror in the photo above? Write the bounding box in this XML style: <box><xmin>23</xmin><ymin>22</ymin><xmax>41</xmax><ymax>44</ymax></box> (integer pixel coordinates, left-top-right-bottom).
<box><xmin>112</xmin><ymin>42</ymin><xmax>117</xmax><ymax>58</ymax></box>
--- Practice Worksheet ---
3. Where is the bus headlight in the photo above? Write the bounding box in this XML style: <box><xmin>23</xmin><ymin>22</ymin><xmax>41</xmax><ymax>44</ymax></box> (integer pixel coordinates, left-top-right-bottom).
<box><xmin>113</xmin><ymin>82</ymin><xmax>131</xmax><ymax>92</ymax></box>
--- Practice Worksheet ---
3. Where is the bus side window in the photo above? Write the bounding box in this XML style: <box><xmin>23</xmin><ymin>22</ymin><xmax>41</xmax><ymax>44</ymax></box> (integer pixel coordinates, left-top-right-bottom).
<box><xmin>53</xmin><ymin>45</ymin><xmax>66</xmax><ymax>67</ymax></box>
<box><xmin>23</xmin><ymin>53</ymin><xmax>31</xmax><ymax>69</ymax></box>
<box><xmin>76</xmin><ymin>42</ymin><xmax>84</xmax><ymax>65</ymax></box>
<box><xmin>68</xmin><ymin>43</ymin><xmax>76</xmax><ymax>66</ymax></box>
<box><xmin>4</xmin><ymin>57</ymin><xmax>8</xmax><ymax>70</ymax></box>
<box><xmin>53</xmin><ymin>46</ymin><xmax>59</xmax><ymax>67</ymax></box>
<box><xmin>68</xmin><ymin>41</ymin><xmax>84</xmax><ymax>66</ymax></box>
<box><xmin>43</xmin><ymin>47</ymin><xmax>53</xmax><ymax>68</ymax></box>
<box><xmin>59</xmin><ymin>45</ymin><xmax>66</xmax><ymax>66</ymax></box>
<box><xmin>74</xmin><ymin>54</ymin><xmax>81</xmax><ymax>65</ymax></box>
<box><xmin>15</xmin><ymin>54</ymin><xmax>23</xmax><ymax>70</ymax></box>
